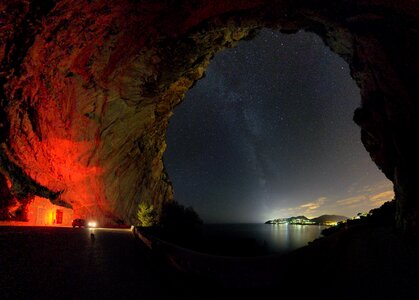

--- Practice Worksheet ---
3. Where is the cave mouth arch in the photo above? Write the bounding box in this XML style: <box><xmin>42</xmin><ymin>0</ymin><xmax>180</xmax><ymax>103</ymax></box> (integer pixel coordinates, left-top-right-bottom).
<box><xmin>0</xmin><ymin>1</ymin><xmax>416</xmax><ymax>232</ymax></box>
<box><xmin>164</xmin><ymin>28</ymin><xmax>393</xmax><ymax>224</ymax></box>
<box><xmin>0</xmin><ymin>2</ymin><xmax>417</xmax><ymax>298</ymax></box>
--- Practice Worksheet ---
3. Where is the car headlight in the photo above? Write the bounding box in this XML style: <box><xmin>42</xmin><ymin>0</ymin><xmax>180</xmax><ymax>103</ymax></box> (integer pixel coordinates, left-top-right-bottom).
<box><xmin>88</xmin><ymin>221</ymin><xmax>97</xmax><ymax>227</ymax></box>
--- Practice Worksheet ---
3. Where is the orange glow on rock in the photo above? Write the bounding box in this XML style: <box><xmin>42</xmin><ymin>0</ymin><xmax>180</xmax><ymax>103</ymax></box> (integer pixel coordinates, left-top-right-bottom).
<box><xmin>6</xmin><ymin>53</ymin><xmax>112</xmax><ymax>220</ymax></box>
<box><xmin>11</xmin><ymin>137</ymin><xmax>107</xmax><ymax>218</ymax></box>
<box><xmin>5</xmin><ymin>176</ymin><xmax>12</xmax><ymax>189</ymax></box>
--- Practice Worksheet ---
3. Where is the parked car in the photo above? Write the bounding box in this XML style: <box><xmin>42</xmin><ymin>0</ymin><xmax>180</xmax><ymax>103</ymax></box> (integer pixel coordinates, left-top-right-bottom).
<box><xmin>72</xmin><ymin>218</ymin><xmax>97</xmax><ymax>228</ymax></box>
<box><xmin>72</xmin><ymin>218</ymin><xmax>86</xmax><ymax>228</ymax></box>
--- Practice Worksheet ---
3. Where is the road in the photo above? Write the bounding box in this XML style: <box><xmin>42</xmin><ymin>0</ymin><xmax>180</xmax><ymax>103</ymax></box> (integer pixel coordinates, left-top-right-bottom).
<box><xmin>2</xmin><ymin>226</ymin><xmax>417</xmax><ymax>299</ymax></box>
<box><xmin>0</xmin><ymin>226</ymin><xmax>176</xmax><ymax>300</ymax></box>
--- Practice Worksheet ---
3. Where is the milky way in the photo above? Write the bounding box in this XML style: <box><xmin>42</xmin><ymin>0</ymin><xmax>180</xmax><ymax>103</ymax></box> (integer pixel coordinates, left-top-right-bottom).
<box><xmin>164</xmin><ymin>29</ymin><xmax>392</xmax><ymax>223</ymax></box>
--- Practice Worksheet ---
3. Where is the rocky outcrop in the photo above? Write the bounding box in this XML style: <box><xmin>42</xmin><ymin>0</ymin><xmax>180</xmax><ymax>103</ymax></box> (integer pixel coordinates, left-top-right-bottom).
<box><xmin>0</xmin><ymin>1</ymin><xmax>418</xmax><ymax>230</ymax></box>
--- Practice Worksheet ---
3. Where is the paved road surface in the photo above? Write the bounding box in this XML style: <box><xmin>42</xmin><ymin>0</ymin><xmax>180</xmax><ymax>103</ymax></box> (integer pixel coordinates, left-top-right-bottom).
<box><xmin>0</xmin><ymin>227</ymin><xmax>176</xmax><ymax>300</ymax></box>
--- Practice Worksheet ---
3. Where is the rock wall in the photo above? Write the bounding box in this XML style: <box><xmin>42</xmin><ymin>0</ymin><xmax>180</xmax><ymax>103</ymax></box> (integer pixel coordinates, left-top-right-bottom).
<box><xmin>0</xmin><ymin>0</ymin><xmax>418</xmax><ymax>230</ymax></box>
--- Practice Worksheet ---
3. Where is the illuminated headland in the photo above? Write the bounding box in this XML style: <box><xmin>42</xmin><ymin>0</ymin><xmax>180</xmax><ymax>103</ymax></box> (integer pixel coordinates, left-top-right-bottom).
<box><xmin>265</xmin><ymin>215</ymin><xmax>349</xmax><ymax>226</ymax></box>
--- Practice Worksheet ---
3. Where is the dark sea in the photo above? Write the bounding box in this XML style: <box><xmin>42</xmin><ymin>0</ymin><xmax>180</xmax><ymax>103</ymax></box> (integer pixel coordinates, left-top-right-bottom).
<box><xmin>202</xmin><ymin>223</ymin><xmax>327</xmax><ymax>255</ymax></box>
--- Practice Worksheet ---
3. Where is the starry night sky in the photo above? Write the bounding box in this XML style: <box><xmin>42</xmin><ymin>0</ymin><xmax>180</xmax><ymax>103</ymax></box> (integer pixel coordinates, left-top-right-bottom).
<box><xmin>164</xmin><ymin>29</ymin><xmax>393</xmax><ymax>224</ymax></box>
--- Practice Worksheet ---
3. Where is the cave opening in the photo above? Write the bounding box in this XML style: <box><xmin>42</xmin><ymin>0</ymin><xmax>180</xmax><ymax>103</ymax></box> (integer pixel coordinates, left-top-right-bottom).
<box><xmin>164</xmin><ymin>29</ymin><xmax>393</xmax><ymax>224</ymax></box>
<box><xmin>0</xmin><ymin>1</ymin><xmax>415</xmax><ymax>232</ymax></box>
<box><xmin>0</xmin><ymin>2</ymin><xmax>417</xmax><ymax>298</ymax></box>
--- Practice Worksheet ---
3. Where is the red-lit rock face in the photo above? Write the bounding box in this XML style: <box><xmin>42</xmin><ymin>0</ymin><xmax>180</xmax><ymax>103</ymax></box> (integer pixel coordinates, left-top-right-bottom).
<box><xmin>0</xmin><ymin>1</ymin><xmax>418</xmax><ymax>229</ymax></box>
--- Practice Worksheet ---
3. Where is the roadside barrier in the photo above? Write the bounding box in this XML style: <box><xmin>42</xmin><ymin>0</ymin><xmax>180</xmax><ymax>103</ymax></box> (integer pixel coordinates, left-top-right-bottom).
<box><xmin>133</xmin><ymin>227</ymin><xmax>286</xmax><ymax>288</ymax></box>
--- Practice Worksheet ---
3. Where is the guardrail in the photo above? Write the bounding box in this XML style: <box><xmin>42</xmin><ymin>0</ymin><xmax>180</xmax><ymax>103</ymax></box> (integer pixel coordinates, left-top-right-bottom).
<box><xmin>133</xmin><ymin>227</ymin><xmax>286</xmax><ymax>288</ymax></box>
